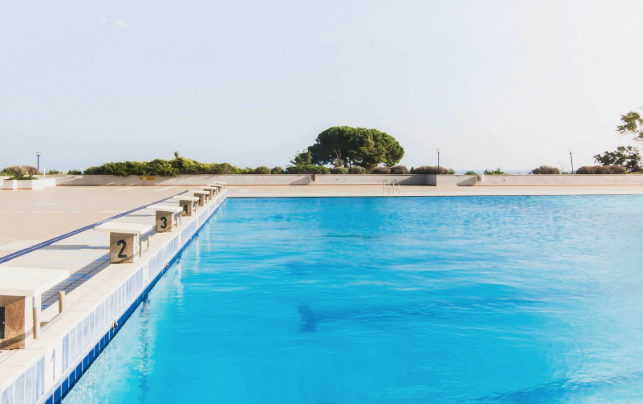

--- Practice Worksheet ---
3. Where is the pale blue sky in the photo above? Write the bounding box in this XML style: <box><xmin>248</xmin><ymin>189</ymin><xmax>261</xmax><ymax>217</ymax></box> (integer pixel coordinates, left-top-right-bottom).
<box><xmin>1</xmin><ymin>0</ymin><xmax>642</xmax><ymax>172</ymax></box>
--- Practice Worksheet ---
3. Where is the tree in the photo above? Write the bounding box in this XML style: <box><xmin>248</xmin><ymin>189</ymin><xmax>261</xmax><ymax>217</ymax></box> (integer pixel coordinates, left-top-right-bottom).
<box><xmin>290</xmin><ymin>150</ymin><xmax>312</xmax><ymax>167</ymax></box>
<box><xmin>617</xmin><ymin>111</ymin><xmax>643</xmax><ymax>142</ymax></box>
<box><xmin>307</xmin><ymin>126</ymin><xmax>404</xmax><ymax>168</ymax></box>
<box><xmin>594</xmin><ymin>146</ymin><xmax>641</xmax><ymax>172</ymax></box>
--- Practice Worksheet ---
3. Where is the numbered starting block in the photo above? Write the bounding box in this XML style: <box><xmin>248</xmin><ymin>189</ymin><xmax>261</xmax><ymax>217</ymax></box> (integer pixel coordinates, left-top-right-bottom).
<box><xmin>172</xmin><ymin>195</ymin><xmax>199</xmax><ymax>216</ymax></box>
<box><xmin>208</xmin><ymin>183</ymin><xmax>225</xmax><ymax>193</ymax></box>
<box><xmin>202</xmin><ymin>186</ymin><xmax>217</xmax><ymax>199</ymax></box>
<box><xmin>94</xmin><ymin>222</ymin><xmax>154</xmax><ymax>264</ymax></box>
<box><xmin>188</xmin><ymin>190</ymin><xmax>209</xmax><ymax>206</ymax></box>
<box><xmin>0</xmin><ymin>267</ymin><xmax>69</xmax><ymax>349</ymax></box>
<box><xmin>145</xmin><ymin>205</ymin><xmax>183</xmax><ymax>233</ymax></box>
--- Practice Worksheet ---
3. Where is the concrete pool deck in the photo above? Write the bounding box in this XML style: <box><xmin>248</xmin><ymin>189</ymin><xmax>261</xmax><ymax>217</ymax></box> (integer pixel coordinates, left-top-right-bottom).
<box><xmin>0</xmin><ymin>186</ymin><xmax>193</xmax><ymax>257</ymax></box>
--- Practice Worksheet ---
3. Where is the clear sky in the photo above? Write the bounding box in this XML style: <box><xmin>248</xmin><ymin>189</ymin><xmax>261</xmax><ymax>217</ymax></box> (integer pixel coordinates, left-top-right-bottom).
<box><xmin>1</xmin><ymin>0</ymin><xmax>642</xmax><ymax>172</ymax></box>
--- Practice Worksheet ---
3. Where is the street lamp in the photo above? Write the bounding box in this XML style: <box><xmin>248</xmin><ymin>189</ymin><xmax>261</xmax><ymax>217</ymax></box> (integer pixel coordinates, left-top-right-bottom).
<box><xmin>569</xmin><ymin>150</ymin><xmax>574</xmax><ymax>174</ymax></box>
<box><xmin>437</xmin><ymin>149</ymin><xmax>441</xmax><ymax>174</ymax></box>
<box><xmin>36</xmin><ymin>152</ymin><xmax>41</xmax><ymax>173</ymax></box>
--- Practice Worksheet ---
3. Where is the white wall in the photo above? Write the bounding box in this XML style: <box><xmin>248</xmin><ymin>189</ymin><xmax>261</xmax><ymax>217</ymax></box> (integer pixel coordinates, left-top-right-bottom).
<box><xmin>47</xmin><ymin>174</ymin><xmax>643</xmax><ymax>187</ymax></box>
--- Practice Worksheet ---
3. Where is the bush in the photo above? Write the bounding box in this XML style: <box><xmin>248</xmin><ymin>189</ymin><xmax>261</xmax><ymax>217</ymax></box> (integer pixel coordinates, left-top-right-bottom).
<box><xmin>370</xmin><ymin>166</ymin><xmax>391</xmax><ymax>174</ymax></box>
<box><xmin>576</xmin><ymin>165</ymin><xmax>627</xmax><ymax>174</ymax></box>
<box><xmin>412</xmin><ymin>166</ymin><xmax>447</xmax><ymax>174</ymax></box>
<box><xmin>389</xmin><ymin>165</ymin><xmax>409</xmax><ymax>174</ymax></box>
<box><xmin>255</xmin><ymin>166</ymin><xmax>271</xmax><ymax>174</ymax></box>
<box><xmin>484</xmin><ymin>168</ymin><xmax>505</xmax><ymax>175</ymax></box>
<box><xmin>23</xmin><ymin>165</ymin><xmax>38</xmax><ymax>175</ymax></box>
<box><xmin>447</xmin><ymin>168</ymin><xmax>456</xmax><ymax>174</ymax></box>
<box><xmin>2</xmin><ymin>166</ymin><xmax>23</xmax><ymax>175</ymax></box>
<box><xmin>4</xmin><ymin>166</ymin><xmax>27</xmax><ymax>177</ymax></box>
<box><xmin>48</xmin><ymin>169</ymin><xmax>61</xmax><ymax>175</ymax></box>
<box><xmin>4</xmin><ymin>166</ymin><xmax>36</xmax><ymax>180</ymax></box>
<box><xmin>531</xmin><ymin>165</ymin><xmax>560</xmax><ymax>174</ymax></box>
<box><xmin>464</xmin><ymin>171</ymin><xmax>478</xmax><ymax>175</ymax></box>
<box><xmin>271</xmin><ymin>166</ymin><xmax>283</xmax><ymax>174</ymax></box>
<box><xmin>83</xmin><ymin>157</ymin><xmax>245</xmax><ymax>176</ymax></box>
<box><xmin>349</xmin><ymin>166</ymin><xmax>367</xmax><ymax>174</ymax></box>
<box><xmin>286</xmin><ymin>165</ymin><xmax>330</xmax><ymax>174</ymax></box>
<box><xmin>68</xmin><ymin>170</ymin><xmax>82</xmax><ymax>175</ymax></box>
<box><xmin>330</xmin><ymin>167</ymin><xmax>349</xmax><ymax>174</ymax></box>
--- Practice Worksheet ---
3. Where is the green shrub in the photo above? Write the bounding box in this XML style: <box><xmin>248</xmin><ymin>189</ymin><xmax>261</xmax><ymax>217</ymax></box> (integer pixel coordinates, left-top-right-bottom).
<box><xmin>349</xmin><ymin>166</ymin><xmax>367</xmax><ymax>174</ymax></box>
<box><xmin>484</xmin><ymin>168</ymin><xmax>505</xmax><ymax>175</ymax></box>
<box><xmin>271</xmin><ymin>166</ymin><xmax>284</xmax><ymax>174</ymax></box>
<box><xmin>370</xmin><ymin>166</ymin><xmax>391</xmax><ymax>174</ymax></box>
<box><xmin>68</xmin><ymin>170</ymin><xmax>82</xmax><ymax>175</ymax></box>
<box><xmin>531</xmin><ymin>165</ymin><xmax>560</xmax><ymax>174</ymax></box>
<box><xmin>389</xmin><ymin>165</ymin><xmax>409</xmax><ymax>174</ymax></box>
<box><xmin>84</xmin><ymin>157</ymin><xmax>245</xmax><ymax>176</ymax></box>
<box><xmin>412</xmin><ymin>166</ymin><xmax>447</xmax><ymax>174</ymax></box>
<box><xmin>330</xmin><ymin>167</ymin><xmax>349</xmax><ymax>174</ymax></box>
<box><xmin>48</xmin><ymin>169</ymin><xmax>61</xmax><ymax>175</ymax></box>
<box><xmin>23</xmin><ymin>165</ymin><xmax>38</xmax><ymax>175</ymax></box>
<box><xmin>447</xmin><ymin>168</ymin><xmax>456</xmax><ymax>174</ymax></box>
<box><xmin>4</xmin><ymin>166</ymin><xmax>28</xmax><ymax>178</ymax></box>
<box><xmin>464</xmin><ymin>171</ymin><xmax>478</xmax><ymax>175</ymax></box>
<box><xmin>255</xmin><ymin>166</ymin><xmax>271</xmax><ymax>174</ymax></box>
<box><xmin>286</xmin><ymin>165</ymin><xmax>330</xmax><ymax>174</ymax></box>
<box><xmin>2</xmin><ymin>166</ymin><xmax>23</xmax><ymax>175</ymax></box>
<box><xmin>576</xmin><ymin>165</ymin><xmax>626</xmax><ymax>174</ymax></box>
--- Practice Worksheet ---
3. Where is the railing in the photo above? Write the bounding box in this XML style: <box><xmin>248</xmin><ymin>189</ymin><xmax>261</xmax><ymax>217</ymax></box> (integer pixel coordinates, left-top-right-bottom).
<box><xmin>392</xmin><ymin>179</ymin><xmax>401</xmax><ymax>194</ymax></box>
<box><xmin>383</xmin><ymin>180</ymin><xmax>401</xmax><ymax>194</ymax></box>
<box><xmin>383</xmin><ymin>180</ymin><xmax>391</xmax><ymax>194</ymax></box>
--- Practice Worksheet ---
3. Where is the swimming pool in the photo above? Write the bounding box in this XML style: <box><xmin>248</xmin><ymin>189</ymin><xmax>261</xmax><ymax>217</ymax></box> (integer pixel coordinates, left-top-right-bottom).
<box><xmin>63</xmin><ymin>196</ymin><xmax>643</xmax><ymax>403</ymax></box>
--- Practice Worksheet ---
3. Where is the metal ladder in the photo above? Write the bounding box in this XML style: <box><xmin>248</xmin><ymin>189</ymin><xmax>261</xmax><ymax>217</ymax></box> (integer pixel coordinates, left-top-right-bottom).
<box><xmin>383</xmin><ymin>180</ymin><xmax>391</xmax><ymax>194</ymax></box>
<box><xmin>392</xmin><ymin>179</ymin><xmax>401</xmax><ymax>194</ymax></box>
<box><xmin>383</xmin><ymin>180</ymin><xmax>401</xmax><ymax>195</ymax></box>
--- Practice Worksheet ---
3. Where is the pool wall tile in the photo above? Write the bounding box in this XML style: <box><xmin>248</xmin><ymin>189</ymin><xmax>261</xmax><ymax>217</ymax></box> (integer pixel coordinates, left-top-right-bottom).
<box><xmin>0</xmin><ymin>190</ymin><xmax>227</xmax><ymax>404</ymax></box>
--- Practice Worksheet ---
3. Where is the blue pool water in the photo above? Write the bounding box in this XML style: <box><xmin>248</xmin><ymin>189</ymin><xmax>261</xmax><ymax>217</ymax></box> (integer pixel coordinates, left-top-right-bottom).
<box><xmin>64</xmin><ymin>197</ymin><xmax>643</xmax><ymax>403</ymax></box>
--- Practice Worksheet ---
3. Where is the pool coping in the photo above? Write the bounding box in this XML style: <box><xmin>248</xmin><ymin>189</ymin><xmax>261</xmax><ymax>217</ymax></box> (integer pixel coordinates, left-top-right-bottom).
<box><xmin>0</xmin><ymin>190</ymin><xmax>228</xmax><ymax>404</ymax></box>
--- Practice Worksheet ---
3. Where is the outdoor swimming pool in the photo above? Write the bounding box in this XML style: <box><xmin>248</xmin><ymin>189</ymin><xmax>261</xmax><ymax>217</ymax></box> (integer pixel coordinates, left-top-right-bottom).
<box><xmin>63</xmin><ymin>196</ymin><xmax>643</xmax><ymax>403</ymax></box>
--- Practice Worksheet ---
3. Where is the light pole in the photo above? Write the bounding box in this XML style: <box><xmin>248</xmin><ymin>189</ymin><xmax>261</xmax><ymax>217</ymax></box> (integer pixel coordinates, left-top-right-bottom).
<box><xmin>569</xmin><ymin>150</ymin><xmax>574</xmax><ymax>174</ymax></box>
<box><xmin>36</xmin><ymin>152</ymin><xmax>41</xmax><ymax>173</ymax></box>
<box><xmin>437</xmin><ymin>149</ymin><xmax>441</xmax><ymax>174</ymax></box>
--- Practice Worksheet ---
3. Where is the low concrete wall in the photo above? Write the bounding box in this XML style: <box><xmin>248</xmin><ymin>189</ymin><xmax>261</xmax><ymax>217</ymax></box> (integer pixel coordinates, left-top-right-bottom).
<box><xmin>434</xmin><ymin>175</ymin><xmax>478</xmax><ymax>186</ymax></box>
<box><xmin>479</xmin><ymin>174</ymin><xmax>643</xmax><ymax>186</ymax></box>
<box><xmin>48</xmin><ymin>173</ymin><xmax>643</xmax><ymax>187</ymax></box>
<box><xmin>53</xmin><ymin>174</ymin><xmax>431</xmax><ymax>186</ymax></box>
<box><xmin>2</xmin><ymin>178</ymin><xmax>56</xmax><ymax>190</ymax></box>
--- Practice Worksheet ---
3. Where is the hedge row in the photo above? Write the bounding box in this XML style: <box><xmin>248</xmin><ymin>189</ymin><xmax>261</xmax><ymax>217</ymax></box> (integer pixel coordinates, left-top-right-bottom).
<box><xmin>576</xmin><ymin>165</ymin><xmax>627</xmax><ymax>174</ymax></box>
